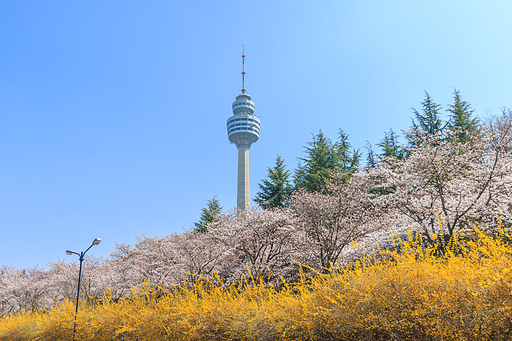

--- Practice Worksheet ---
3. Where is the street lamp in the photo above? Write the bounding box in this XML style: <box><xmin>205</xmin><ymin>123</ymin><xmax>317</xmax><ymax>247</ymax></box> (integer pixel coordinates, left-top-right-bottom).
<box><xmin>66</xmin><ymin>237</ymin><xmax>101</xmax><ymax>340</ymax></box>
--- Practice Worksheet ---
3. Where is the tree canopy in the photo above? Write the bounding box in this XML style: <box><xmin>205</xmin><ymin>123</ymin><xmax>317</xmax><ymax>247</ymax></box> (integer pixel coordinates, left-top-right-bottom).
<box><xmin>294</xmin><ymin>129</ymin><xmax>360</xmax><ymax>192</ymax></box>
<box><xmin>377</xmin><ymin>128</ymin><xmax>406</xmax><ymax>160</ymax></box>
<box><xmin>447</xmin><ymin>89</ymin><xmax>479</xmax><ymax>142</ymax></box>
<box><xmin>254</xmin><ymin>155</ymin><xmax>293</xmax><ymax>209</ymax></box>
<box><xmin>193</xmin><ymin>196</ymin><xmax>222</xmax><ymax>233</ymax></box>
<box><xmin>407</xmin><ymin>91</ymin><xmax>444</xmax><ymax>146</ymax></box>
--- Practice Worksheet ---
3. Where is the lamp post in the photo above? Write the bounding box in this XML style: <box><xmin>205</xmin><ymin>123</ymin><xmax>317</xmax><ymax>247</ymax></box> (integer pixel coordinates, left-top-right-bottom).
<box><xmin>66</xmin><ymin>237</ymin><xmax>101</xmax><ymax>341</ymax></box>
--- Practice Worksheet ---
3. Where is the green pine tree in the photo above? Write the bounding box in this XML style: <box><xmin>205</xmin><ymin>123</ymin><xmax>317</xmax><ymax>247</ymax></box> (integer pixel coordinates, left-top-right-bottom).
<box><xmin>377</xmin><ymin>128</ymin><xmax>406</xmax><ymax>159</ymax></box>
<box><xmin>365</xmin><ymin>141</ymin><xmax>378</xmax><ymax>168</ymax></box>
<box><xmin>254</xmin><ymin>155</ymin><xmax>293</xmax><ymax>209</ymax></box>
<box><xmin>335</xmin><ymin>129</ymin><xmax>361</xmax><ymax>173</ymax></box>
<box><xmin>447</xmin><ymin>89</ymin><xmax>479</xmax><ymax>142</ymax></box>
<box><xmin>194</xmin><ymin>196</ymin><xmax>222</xmax><ymax>233</ymax></box>
<box><xmin>407</xmin><ymin>91</ymin><xmax>444</xmax><ymax>146</ymax></box>
<box><xmin>294</xmin><ymin>129</ymin><xmax>360</xmax><ymax>192</ymax></box>
<box><xmin>294</xmin><ymin>130</ymin><xmax>333</xmax><ymax>191</ymax></box>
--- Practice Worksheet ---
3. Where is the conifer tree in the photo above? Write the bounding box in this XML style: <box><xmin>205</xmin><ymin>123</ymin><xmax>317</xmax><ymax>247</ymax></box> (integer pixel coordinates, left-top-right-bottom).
<box><xmin>254</xmin><ymin>155</ymin><xmax>293</xmax><ymax>209</ymax></box>
<box><xmin>447</xmin><ymin>89</ymin><xmax>479</xmax><ymax>142</ymax></box>
<box><xmin>194</xmin><ymin>196</ymin><xmax>222</xmax><ymax>233</ymax></box>
<box><xmin>294</xmin><ymin>131</ymin><xmax>333</xmax><ymax>191</ymax></box>
<box><xmin>335</xmin><ymin>129</ymin><xmax>361</xmax><ymax>173</ymax></box>
<box><xmin>407</xmin><ymin>91</ymin><xmax>444</xmax><ymax>146</ymax></box>
<box><xmin>365</xmin><ymin>142</ymin><xmax>378</xmax><ymax>168</ymax></box>
<box><xmin>377</xmin><ymin>128</ymin><xmax>406</xmax><ymax>159</ymax></box>
<box><xmin>294</xmin><ymin>129</ymin><xmax>360</xmax><ymax>192</ymax></box>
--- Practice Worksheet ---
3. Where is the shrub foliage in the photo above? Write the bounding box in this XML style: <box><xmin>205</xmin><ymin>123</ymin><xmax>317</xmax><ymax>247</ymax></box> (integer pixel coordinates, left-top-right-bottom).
<box><xmin>1</xmin><ymin>226</ymin><xmax>512</xmax><ymax>340</ymax></box>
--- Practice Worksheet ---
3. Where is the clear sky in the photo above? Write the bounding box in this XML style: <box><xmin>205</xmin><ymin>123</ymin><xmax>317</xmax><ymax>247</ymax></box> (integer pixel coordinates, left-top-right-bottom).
<box><xmin>1</xmin><ymin>1</ymin><xmax>511</xmax><ymax>269</ymax></box>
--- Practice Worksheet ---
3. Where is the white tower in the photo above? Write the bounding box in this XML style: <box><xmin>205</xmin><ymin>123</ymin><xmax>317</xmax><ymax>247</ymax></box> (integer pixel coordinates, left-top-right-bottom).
<box><xmin>227</xmin><ymin>46</ymin><xmax>260</xmax><ymax>211</ymax></box>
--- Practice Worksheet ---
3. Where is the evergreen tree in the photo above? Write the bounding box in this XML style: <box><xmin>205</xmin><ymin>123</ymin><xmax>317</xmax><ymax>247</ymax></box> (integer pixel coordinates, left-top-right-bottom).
<box><xmin>407</xmin><ymin>91</ymin><xmax>444</xmax><ymax>146</ymax></box>
<box><xmin>294</xmin><ymin>131</ymin><xmax>333</xmax><ymax>192</ymax></box>
<box><xmin>293</xmin><ymin>160</ymin><xmax>307</xmax><ymax>191</ymax></box>
<box><xmin>254</xmin><ymin>155</ymin><xmax>293</xmax><ymax>209</ymax></box>
<box><xmin>447</xmin><ymin>89</ymin><xmax>479</xmax><ymax>142</ymax></box>
<box><xmin>194</xmin><ymin>196</ymin><xmax>222</xmax><ymax>233</ymax></box>
<box><xmin>335</xmin><ymin>129</ymin><xmax>361</xmax><ymax>173</ymax></box>
<box><xmin>365</xmin><ymin>141</ymin><xmax>378</xmax><ymax>168</ymax></box>
<box><xmin>294</xmin><ymin>129</ymin><xmax>360</xmax><ymax>192</ymax></box>
<box><xmin>377</xmin><ymin>128</ymin><xmax>406</xmax><ymax>159</ymax></box>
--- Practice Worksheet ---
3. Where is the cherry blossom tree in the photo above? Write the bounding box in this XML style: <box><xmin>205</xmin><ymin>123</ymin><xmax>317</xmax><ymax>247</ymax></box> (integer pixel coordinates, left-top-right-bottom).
<box><xmin>108</xmin><ymin>234</ymin><xmax>186</xmax><ymax>287</ymax></box>
<box><xmin>290</xmin><ymin>173</ymin><xmax>385</xmax><ymax>271</ymax></box>
<box><xmin>0</xmin><ymin>266</ymin><xmax>53</xmax><ymax>315</ymax></box>
<box><xmin>367</xmin><ymin>112</ymin><xmax>512</xmax><ymax>245</ymax></box>
<box><xmin>169</xmin><ymin>231</ymin><xmax>227</xmax><ymax>282</ymax></box>
<box><xmin>209</xmin><ymin>208</ymin><xmax>303</xmax><ymax>283</ymax></box>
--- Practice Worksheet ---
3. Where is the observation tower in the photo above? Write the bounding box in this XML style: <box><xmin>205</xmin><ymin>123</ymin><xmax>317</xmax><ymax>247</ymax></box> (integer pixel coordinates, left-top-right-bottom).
<box><xmin>227</xmin><ymin>46</ymin><xmax>261</xmax><ymax>211</ymax></box>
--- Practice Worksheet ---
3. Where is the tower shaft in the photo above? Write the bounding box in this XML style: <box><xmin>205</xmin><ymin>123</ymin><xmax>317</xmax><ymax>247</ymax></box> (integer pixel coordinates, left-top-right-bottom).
<box><xmin>237</xmin><ymin>146</ymin><xmax>250</xmax><ymax>210</ymax></box>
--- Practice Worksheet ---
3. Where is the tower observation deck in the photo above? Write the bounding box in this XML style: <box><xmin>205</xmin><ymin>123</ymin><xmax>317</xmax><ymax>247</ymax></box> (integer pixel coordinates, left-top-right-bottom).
<box><xmin>227</xmin><ymin>47</ymin><xmax>260</xmax><ymax>210</ymax></box>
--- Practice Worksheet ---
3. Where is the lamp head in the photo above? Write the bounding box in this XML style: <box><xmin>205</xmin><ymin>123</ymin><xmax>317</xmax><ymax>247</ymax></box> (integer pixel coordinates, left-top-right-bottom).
<box><xmin>92</xmin><ymin>238</ymin><xmax>101</xmax><ymax>246</ymax></box>
<box><xmin>66</xmin><ymin>250</ymin><xmax>73</xmax><ymax>255</ymax></box>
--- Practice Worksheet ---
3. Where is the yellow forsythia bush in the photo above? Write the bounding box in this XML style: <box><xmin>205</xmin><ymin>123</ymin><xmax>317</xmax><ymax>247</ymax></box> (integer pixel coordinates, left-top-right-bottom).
<box><xmin>1</xmin><ymin>227</ymin><xmax>512</xmax><ymax>340</ymax></box>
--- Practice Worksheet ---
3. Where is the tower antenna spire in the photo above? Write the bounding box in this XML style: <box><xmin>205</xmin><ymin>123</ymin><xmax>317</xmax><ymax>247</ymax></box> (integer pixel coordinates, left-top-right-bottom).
<box><xmin>241</xmin><ymin>45</ymin><xmax>246</xmax><ymax>94</ymax></box>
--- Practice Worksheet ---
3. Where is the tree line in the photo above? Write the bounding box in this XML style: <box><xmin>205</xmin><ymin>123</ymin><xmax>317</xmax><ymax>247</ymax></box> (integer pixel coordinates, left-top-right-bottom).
<box><xmin>197</xmin><ymin>89</ymin><xmax>480</xmax><ymax>219</ymax></box>
<box><xmin>2</xmin><ymin>89</ymin><xmax>511</xmax><ymax>316</ymax></box>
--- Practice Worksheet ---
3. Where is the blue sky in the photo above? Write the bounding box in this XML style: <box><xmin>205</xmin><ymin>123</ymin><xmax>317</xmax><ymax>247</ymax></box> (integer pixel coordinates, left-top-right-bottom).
<box><xmin>1</xmin><ymin>1</ymin><xmax>511</xmax><ymax>268</ymax></box>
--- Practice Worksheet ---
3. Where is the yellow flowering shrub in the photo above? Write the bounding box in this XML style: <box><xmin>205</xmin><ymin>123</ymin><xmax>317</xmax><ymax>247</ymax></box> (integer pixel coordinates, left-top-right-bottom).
<box><xmin>1</xmin><ymin>226</ymin><xmax>512</xmax><ymax>340</ymax></box>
